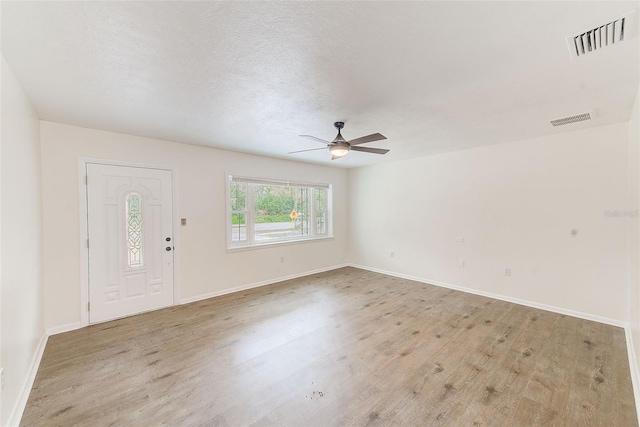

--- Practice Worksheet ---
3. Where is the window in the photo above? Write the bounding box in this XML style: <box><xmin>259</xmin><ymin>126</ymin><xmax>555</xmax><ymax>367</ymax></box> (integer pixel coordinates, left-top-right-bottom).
<box><xmin>125</xmin><ymin>192</ymin><xmax>144</xmax><ymax>268</ymax></box>
<box><xmin>227</xmin><ymin>176</ymin><xmax>331</xmax><ymax>249</ymax></box>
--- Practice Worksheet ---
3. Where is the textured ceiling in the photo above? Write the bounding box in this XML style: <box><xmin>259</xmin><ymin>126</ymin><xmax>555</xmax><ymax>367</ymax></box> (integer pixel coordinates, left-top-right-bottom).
<box><xmin>2</xmin><ymin>1</ymin><xmax>639</xmax><ymax>168</ymax></box>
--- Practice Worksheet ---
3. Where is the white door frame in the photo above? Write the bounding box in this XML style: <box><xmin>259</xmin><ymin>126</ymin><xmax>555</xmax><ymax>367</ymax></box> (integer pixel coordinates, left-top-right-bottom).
<box><xmin>78</xmin><ymin>157</ymin><xmax>181</xmax><ymax>326</ymax></box>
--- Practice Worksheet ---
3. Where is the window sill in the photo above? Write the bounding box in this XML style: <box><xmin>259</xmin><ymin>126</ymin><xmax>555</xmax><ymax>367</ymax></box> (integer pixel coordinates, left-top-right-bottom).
<box><xmin>226</xmin><ymin>236</ymin><xmax>334</xmax><ymax>253</ymax></box>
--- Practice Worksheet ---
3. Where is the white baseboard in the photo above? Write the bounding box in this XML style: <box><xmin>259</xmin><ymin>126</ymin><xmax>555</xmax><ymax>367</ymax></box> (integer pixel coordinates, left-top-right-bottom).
<box><xmin>43</xmin><ymin>263</ymin><xmax>629</xmax><ymax>330</ymax></box>
<box><xmin>45</xmin><ymin>266</ymin><xmax>351</xmax><ymax>333</ymax></box>
<box><xmin>349</xmin><ymin>263</ymin><xmax>627</xmax><ymax>328</ymax></box>
<box><xmin>625</xmin><ymin>326</ymin><xmax>640</xmax><ymax>426</ymax></box>
<box><xmin>180</xmin><ymin>263</ymin><xmax>348</xmax><ymax>305</ymax></box>
<box><xmin>46</xmin><ymin>322</ymin><xmax>82</xmax><ymax>336</ymax></box>
<box><xmin>7</xmin><ymin>331</ymin><xmax>48</xmax><ymax>427</ymax></box>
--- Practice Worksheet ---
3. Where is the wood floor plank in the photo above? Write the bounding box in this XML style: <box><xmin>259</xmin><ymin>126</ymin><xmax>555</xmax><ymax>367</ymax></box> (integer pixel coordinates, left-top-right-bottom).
<box><xmin>21</xmin><ymin>267</ymin><xmax>637</xmax><ymax>426</ymax></box>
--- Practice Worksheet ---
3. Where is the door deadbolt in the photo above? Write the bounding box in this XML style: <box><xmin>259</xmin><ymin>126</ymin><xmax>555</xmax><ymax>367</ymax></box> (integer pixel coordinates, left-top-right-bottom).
<box><xmin>166</xmin><ymin>246</ymin><xmax>172</xmax><ymax>251</ymax></box>
<box><xmin>166</xmin><ymin>237</ymin><xmax>171</xmax><ymax>242</ymax></box>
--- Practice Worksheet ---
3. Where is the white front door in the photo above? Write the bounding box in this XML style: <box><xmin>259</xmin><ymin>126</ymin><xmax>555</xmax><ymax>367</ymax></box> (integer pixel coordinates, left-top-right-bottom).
<box><xmin>87</xmin><ymin>163</ymin><xmax>174</xmax><ymax>323</ymax></box>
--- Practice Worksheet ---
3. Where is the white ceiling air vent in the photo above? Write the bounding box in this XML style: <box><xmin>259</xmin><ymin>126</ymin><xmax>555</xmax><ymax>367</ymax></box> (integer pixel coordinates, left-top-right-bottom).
<box><xmin>548</xmin><ymin>110</ymin><xmax>595</xmax><ymax>127</ymax></box>
<box><xmin>566</xmin><ymin>10</ymin><xmax>637</xmax><ymax>59</ymax></box>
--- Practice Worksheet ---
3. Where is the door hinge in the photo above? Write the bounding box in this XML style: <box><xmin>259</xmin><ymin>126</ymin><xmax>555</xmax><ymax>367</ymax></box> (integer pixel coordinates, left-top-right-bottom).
<box><xmin>85</xmin><ymin>175</ymin><xmax>88</xmax><ymax>185</ymax></box>
<box><xmin>88</xmin><ymin>302</ymin><xmax>90</xmax><ymax>311</ymax></box>
<box><xmin>87</xmin><ymin>238</ymin><xmax>90</xmax><ymax>248</ymax></box>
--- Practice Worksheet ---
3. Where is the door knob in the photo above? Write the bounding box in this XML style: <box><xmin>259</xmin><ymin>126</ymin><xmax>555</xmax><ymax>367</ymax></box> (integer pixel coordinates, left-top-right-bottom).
<box><xmin>166</xmin><ymin>246</ymin><xmax>172</xmax><ymax>251</ymax></box>
<box><xmin>166</xmin><ymin>237</ymin><xmax>171</xmax><ymax>242</ymax></box>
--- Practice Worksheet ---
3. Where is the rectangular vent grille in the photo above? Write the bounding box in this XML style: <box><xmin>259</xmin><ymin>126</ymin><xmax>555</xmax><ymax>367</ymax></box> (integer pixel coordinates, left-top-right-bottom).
<box><xmin>567</xmin><ymin>11</ymin><xmax>636</xmax><ymax>59</ymax></box>
<box><xmin>549</xmin><ymin>111</ymin><xmax>594</xmax><ymax>127</ymax></box>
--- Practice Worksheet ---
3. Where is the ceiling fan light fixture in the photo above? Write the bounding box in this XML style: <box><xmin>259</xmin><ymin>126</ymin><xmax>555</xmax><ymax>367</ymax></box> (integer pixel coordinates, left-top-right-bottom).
<box><xmin>291</xmin><ymin>122</ymin><xmax>388</xmax><ymax>159</ymax></box>
<box><xmin>329</xmin><ymin>145</ymin><xmax>349</xmax><ymax>157</ymax></box>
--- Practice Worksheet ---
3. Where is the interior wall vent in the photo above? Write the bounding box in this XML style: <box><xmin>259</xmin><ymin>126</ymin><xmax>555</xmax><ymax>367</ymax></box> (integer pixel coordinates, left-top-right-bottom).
<box><xmin>566</xmin><ymin>10</ymin><xmax>637</xmax><ymax>59</ymax></box>
<box><xmin>549</xmin><ymin>111</ymin><xmax>595</xmax><ymax>127</ymax></box>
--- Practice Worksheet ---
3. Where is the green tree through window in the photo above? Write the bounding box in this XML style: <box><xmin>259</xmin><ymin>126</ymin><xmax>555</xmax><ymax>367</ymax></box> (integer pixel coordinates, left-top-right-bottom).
<box><xmin>228</xmin><ymin>176</ymin><xmax>331</xmax><ymax>247</ymax></box>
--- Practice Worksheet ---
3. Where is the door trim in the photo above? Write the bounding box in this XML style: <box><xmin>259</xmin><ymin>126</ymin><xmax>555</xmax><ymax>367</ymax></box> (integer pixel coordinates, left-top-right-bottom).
<box><xmin>77</xmin><ymin>157</ymin><xmax>180</xmax><ymax>327</ymax></box>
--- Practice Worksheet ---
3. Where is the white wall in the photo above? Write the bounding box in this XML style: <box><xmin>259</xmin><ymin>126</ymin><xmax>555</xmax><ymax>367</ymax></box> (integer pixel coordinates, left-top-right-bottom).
<box><xmin>349</xmin><ymin>122</ymin><xmax>630</xmax><ymax>323</ymax></box>
<box><xmin>40</xmin><ymin>121</ymin><xmax>348</xmax><ymax>330</ymax></box>
<box><xmin>628</xmin><ymin>83</ymin><xmax>640</xmax><ymax>386</ymax></box>
<box><xmin>1</xmin><ymin>56</ymin><xmax>45</xmax><ymax>426</ymax></box>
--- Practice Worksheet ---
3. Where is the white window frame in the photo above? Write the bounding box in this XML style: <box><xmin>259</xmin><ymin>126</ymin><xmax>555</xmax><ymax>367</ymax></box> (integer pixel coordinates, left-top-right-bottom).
<box><xmin>226</xmin><ymin>175</ymin><xmax>333</xmax><ymax>250</ymax></box>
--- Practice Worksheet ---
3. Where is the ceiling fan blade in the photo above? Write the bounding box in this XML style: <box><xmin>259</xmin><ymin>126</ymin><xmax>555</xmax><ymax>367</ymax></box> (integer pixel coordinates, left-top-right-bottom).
<box><xmin>350</xmin><ymin>146</ymin><xmax>390</xmax><ymax>155</ymax></box>
<box><xmin>288</xmin><ymin>147</ymin><xmax>328</xmax><ymax>154</ymax></box>
<box><xmin>347</xmin><ymin>133</ymin><xmax>387</xmax><ymax>146</ymax></box>
<box><xmin>299</xmin><ymin>135</ymin><xmax>332</xmax><ymax>145</ymax></box>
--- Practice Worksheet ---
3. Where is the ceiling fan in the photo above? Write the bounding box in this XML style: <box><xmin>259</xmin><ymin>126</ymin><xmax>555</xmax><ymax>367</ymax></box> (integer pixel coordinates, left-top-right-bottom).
<box><xmin>289</xmin><ymin>122</ymin><xmax>389</xmax><ymax>160</ymax></box>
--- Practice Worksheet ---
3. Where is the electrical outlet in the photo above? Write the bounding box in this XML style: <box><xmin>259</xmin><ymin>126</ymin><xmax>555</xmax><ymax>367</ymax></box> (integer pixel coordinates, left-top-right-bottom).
<box><xmin>504</xmin><ymin>268</ymin><xmax>511</xmax><ymax>276</ymax></box>
<box><xmin>180</xmin><ymin>218</ymin><xmax>187</xmax><ymax>226</ymax></box>
<box><xmin>458</xmin><ymin>259</ymin><xmax>465</xmax><ymax>267</ymax></box>
<box><xmin>390</xmin><ymin>252</ymin><xmax>395</xmax><ymax>258</ymax></box>
<box><xmin>455</xmin><ymin>236</ymin><xmax>464</xmax><ymax>242</ymax></box>
<box><xmin>280</xmin><ymin>256</ymin><xmax>285</xmax><ymax>263</ymax></box>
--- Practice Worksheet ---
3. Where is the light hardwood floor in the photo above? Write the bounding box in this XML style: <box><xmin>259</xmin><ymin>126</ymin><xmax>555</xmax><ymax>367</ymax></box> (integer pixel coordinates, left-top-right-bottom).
<box><xmin>22</xmin><ymin>267</ymin><xmax>637</xmax><ymax>426</ymax></box>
